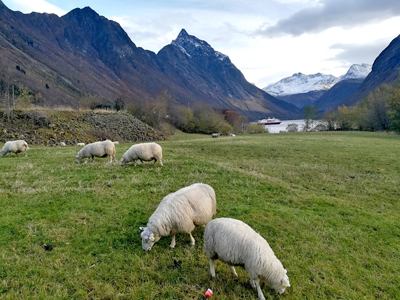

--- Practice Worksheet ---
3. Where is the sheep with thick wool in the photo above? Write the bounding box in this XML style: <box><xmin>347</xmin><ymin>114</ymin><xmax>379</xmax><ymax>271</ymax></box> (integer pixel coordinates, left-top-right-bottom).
<box><xmin>1</xmin><ymin>140</ymin><xmax>29</xmax><ymax>157</ymax></box>
<box><xmin>76</xmin><ymin>140</ymin><xmax>116</xmax><ymax>163</ymax></box>
<box><xmin>204</xmin><ymin>218</ymin><xmax>290</xmax><ymax>300</ymax></box>
<box><xmin>121</xmin><ymin>142</ymin><xmax>163</xmax><ymax>167</ymax></box>
<box><xmin>140</xmin><ymin>183</ymin><xmax>216</xmax><ymax>251</ymax></box>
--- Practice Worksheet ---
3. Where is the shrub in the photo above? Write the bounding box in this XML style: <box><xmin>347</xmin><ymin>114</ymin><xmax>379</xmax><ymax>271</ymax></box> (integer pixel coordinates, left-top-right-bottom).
<box><xmin>247</xmin><ymin>123</ymin><xmax>267</xmax><ymax>134</ymax></box>
<box><xmin>286</xmin><ymin>123</ymin><xmax>298</xmax><ymax>132</ymax></box>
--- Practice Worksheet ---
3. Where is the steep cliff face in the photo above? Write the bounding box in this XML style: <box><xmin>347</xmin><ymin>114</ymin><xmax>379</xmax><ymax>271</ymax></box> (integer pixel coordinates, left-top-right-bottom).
<box><xmin>0</xmin><ymin>3</ymin><xmax>300</xmax><ymax>120</ymax></box>
<box><xmin>344</xmin><ymin>35</ymin><xmax>400</xmax><ymax>106</ymax></box>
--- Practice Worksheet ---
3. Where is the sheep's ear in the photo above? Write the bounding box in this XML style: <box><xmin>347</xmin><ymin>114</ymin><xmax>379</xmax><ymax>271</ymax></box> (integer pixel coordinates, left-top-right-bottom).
<box><xmin>150</xmin><ymin>233</ymin><xmax>155</xmax><ymax>241</ymax></box>
<box><xmin>139</xmin><ymin>227</ymin><xmax>145</xmax><ymax>231</ymax></box>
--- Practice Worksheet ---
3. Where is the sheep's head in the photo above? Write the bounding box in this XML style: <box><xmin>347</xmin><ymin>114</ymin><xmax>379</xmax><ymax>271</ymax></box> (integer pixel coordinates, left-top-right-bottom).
<box><xmin>120</xmin><ymin>157</ymin><xmax>126</xmax><ymax>166</ymax></box>
<box><xmin>274</xmin><ymin>269</ymin><xmax>290</xmax><ymax>294</ymax></box>
<box><xmin>139</xmin><ymin>227</ymin><xmax>159</xmax><ymax>251</ymax></box>
<box><xmin>75</xmin><ymin>155</ymin><xmax>81</xmax><ymax>163</ymax></box>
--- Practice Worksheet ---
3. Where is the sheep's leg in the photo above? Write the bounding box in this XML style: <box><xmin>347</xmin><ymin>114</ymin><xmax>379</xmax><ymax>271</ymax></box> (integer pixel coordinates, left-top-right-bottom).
<box><xmin>153</xmin><ymin>158</ymin><xmax>157</xmax><ymax>165</ymax></box>
<box><xmin>252</xmin><ymin>278</ymin><xmax>265</xmax><ymax>300</ymax></box>
<box><xmin>160</xmin><ymin>160</ymin><xmax>163</xmax><ymax>166</ymax></box>
<box><xmin>24</xmin><ymin>152</ymin><xmax>27</xmax><ymax>157</ymax></box>
<box><xmin>170</xmin><ymin>234</ymin><xmax>176</xmax><ymax>248</ymax></box>
<box><xmin>209</xmin><ymin>259</ymin><xmax>216</xmax><ymax>277</ymax></box>
<box><xmin>189</xmin><ymin>233</ymin><xmax>195</xmax><ymax>245</ymax></box>
<box><xmin>229</xmin><ymin>266</ymin><xmax>238</xmax><ymax>277</ymax></box>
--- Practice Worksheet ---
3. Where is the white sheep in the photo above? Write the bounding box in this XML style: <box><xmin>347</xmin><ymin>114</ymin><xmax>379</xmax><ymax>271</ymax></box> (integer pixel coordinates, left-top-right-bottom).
<box><xmin>113</xmin><ymin>141</ymin><xmax>119</xmax><ymax>145</ymax></box>
<box><xmin>60</xmin><ymin>142</ymin><xmax>66</xmax><ymax>147</ymax></box>
<box><xmin>1</xmin><ymin>140</ymin><xmax>29</xmax><ymax>157</ymax></box>
<box><xmin>121</xmin><ymin>142</ymin><xmax>163</xmax><ymax>167</ymax></box>
<box><xmin>204</xmin><ymin>218</ymin><xmax>290</xmax><ymax>300</ymax></box>
<box><xmin>211</xmin><ymin>133</ymin><xmax>220</xmax><ymax>138</ymax></box>
<box><xmin>140</xmin><ymin>183</ymin><xmax>217</xmax><ymax>251</ymax></box>
<box><xmin>76</xmin><ymin>142</ymin><xmax>85</xmax><ymax>147</ymax></box>
<box><xmin>76</xmin><ymin>140</ymin><xmax>116</xmax><ymax>163</ymax></box>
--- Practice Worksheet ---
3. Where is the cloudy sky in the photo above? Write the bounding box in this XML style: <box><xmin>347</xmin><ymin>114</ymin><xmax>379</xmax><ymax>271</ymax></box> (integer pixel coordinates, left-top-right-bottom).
<box><xmin>3</xmin><ymin>0</ymin><xmax>400</xmax><ymax>88</ymax></box>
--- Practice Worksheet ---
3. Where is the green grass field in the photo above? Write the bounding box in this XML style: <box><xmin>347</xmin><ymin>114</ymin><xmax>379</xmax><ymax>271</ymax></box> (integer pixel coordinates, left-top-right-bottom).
<box><xmin>0</xmin><ymin>131</ymin><xmax>399</xmax><ymax>299</ymax></box>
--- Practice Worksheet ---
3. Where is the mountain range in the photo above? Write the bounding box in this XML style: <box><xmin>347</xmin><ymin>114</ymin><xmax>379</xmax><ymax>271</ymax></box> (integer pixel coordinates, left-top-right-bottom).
<box><xmin>1</xmin><ymin>1</ymin><xmax>399</xmax><ymax>120</ymax></box>
<box><xmin>0</xmin><ymin>2</ymin><xmax>300</xmax><ymax>121</ymax></box>
<box><xmin>263</xmin><ymin>64</ymin><xmax>372</xmax><ymax>110</ymax></box>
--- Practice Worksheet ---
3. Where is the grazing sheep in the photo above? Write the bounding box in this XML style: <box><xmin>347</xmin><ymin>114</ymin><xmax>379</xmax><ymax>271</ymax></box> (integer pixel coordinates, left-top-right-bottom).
<box><xmin>60</xmin><ymin>142</ymin><xmax>66</xmax><ymax>147</ymax></box>
<box><xmin>113</xmin><ymin>141</ymin><xmax>119</xmax><ymax>145</ymax></box>
<box><xmin>211</xmin><ymin>133</ymin><xmax>220</xmax><ymax>138</ymax></box>
<box><xmin>76</xmin><ymin>140</ymin><xmax>116</xmax><ymax>163</ymax></box>
<box><xmin>76</xmin><ymin>142</ymin><xmax>85</xmax><ymax>147</ymax></box>
<box><xmin>121</xmin><ymin>142</ymin><xmax>163</xmax><ymax>167</ymax></box>
<box><xmin>1</xmin><ymin>140</ymin><xmax>29</xmax><ymax>157</ymax></box>
<box><xmin>140</xmin><ymin>183</ymin><xmax>217</xmax><ymax>251</ymax></box>
<box><xmin>204</xmin><ymin>218</ymin><xmax>290</xmax><ymax>300</ymax></box>
<box><xmin>229</xmin><ymin>133</ymin><xmax>236</xmax><ymax>137</ymax></box>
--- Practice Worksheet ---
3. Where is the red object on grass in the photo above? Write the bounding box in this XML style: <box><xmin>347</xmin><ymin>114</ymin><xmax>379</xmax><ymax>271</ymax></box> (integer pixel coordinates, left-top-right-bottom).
<box><xmin>205</xmin><ymin>289</ymin><xmax>213</xmax><ymax>298</ymax></box>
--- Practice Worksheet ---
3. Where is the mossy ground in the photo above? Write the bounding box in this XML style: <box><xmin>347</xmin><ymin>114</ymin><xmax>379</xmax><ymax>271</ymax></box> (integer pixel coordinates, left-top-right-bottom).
<box><xmin>0</xmin><ymin>131</ymin><xmax>399</xmax><ymax>299</ymax></box>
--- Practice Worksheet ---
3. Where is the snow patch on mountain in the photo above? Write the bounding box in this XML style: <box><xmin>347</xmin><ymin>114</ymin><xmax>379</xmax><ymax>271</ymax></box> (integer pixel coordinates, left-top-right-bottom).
<box><xmin>171</xmin><ymin>29</ymin><xmax>230</xmax><ymax>64</ymax></box>
<box><xmin>339</xmin><ymin>63</ymin><xmax>372</xmax><ymax>81</ymax></box>
<box><xmin>171</xmin><ymin>29</ymin><xmax>213</xmax><ymax>56</ymax></box>
<box><xmin>264</xmin><ymin>64</ymin><xmax>371</xmax><ymax>97</ymax></box>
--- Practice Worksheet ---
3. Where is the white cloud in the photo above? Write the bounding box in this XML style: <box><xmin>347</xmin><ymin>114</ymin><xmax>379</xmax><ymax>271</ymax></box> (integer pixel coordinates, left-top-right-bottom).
<box><xmin>257</xmin><ymin>0</ymin><xmax>400</xmax><ymax>38</ymax></box>
<box><xmin>4</xmin><ymin>0</ymin><xmax>66</xmax><ymax>15</ymax></box>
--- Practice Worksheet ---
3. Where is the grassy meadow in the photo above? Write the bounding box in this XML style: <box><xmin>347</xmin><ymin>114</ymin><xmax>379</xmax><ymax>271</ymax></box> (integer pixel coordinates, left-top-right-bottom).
<box><xmin>0</xmin><ymin>131</ymin><xmax>399</xmax><ymax>299</ymax></box>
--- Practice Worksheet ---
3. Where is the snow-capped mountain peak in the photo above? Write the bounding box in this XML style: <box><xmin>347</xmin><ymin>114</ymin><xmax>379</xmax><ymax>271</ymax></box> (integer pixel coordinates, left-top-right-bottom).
<box><xmin>264</xmin><ymin>72</ymin><xmax>339</xmax><ymax>97</ymax></box>
<box><xmin>171</xmin><ymin>29</ymin><xmax>230</xmax><ymax>63</ymax></box>
<box><xmin>263</xmin><ymin>64</ymin><xmax>371</xmax><ymax>97</ymax></box>
<box><xmin>172</xmin><ymin>29</ymin><xmax>213</xmax><ymax>56</ymax></box>
<box><xmin>339</xmin><ymin>63</ymin><xmax>372</xmax><ymax>81</ymax></box>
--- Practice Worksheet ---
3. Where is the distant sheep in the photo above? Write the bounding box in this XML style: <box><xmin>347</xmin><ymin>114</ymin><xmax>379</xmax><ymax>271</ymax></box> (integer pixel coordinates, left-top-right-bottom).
<box><xmin>1</xmin><ymin>140</ymin><xmax>29</xmax><ymax>157</ymax></box>
<box><xmin>204</xmin><ymin>218</ymin><xmax>290</xmax><ymax>299</ymax></box>
<box><xmin>76</xmin><ymin>140</ymin><xmax>116</xmax><ymax>163</ymax></box>
<box><xmin>140</xmin><ymin>183</ymin><xmax>217</xmax><ymax>251</ymax></box>
<box><xmin>229</xmin><ymin>133</ymin><xmax>236</xmax><ymax>137</ymax></box>
<box><xmin>121</xmin><ymin>142</ymin><xmax>163</xmax><ymax>167</ymax></box>
<box><xmin>113</xmin><ymin>141</ymin><xmax>119</xmax><ymax>145</ymax></box>
<box><xmin>211</xmin><ymin>133</ymin><xmax>221</xmax><ymax>138</ymax></box>
<box><xmin>60</xmin><ymin>142</ymin><xmax>66</xmax><ymax>147</ymax></box>
<box><xmin>76</xmin><ymin>143</ymin><xmax>85</xmax><ymax>147</ymax></box>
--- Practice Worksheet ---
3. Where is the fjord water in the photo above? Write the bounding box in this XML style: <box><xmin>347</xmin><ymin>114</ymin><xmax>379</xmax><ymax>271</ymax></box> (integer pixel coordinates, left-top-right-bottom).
<box><xmin>264</xmin><ymin>119</ymin><xmax>306</xmax><ymax>133</ymax></box>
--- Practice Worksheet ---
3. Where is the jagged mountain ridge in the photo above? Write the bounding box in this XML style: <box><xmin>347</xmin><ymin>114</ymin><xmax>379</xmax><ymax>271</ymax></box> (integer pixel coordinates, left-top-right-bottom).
<box><xmin>264</xmin><ymin>64</ymin><xmax>372</xmax><ymax>98</ymax></box>
<box><xmin>0</xmin><ymin>2</ymin><xmax>300</xmax><ymax>120</ymax></box>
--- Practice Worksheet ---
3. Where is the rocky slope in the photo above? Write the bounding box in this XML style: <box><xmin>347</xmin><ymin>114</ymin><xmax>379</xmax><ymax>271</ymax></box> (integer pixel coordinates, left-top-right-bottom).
<box><xmin>0</xmin><ymin>110</ymin><xmax>164</xmax><ymax>146</ymax></box>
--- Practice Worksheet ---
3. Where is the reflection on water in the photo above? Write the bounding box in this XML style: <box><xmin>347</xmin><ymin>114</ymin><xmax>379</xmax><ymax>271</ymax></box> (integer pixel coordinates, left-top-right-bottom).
<box><xmin>263</xmin><ymin>119</ymin><xmax>306</xmax><ymax>134</ymax></box>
